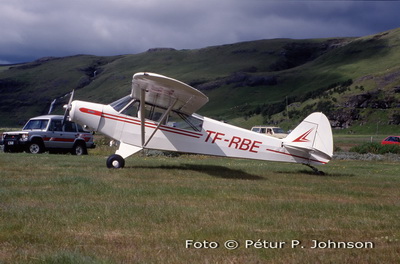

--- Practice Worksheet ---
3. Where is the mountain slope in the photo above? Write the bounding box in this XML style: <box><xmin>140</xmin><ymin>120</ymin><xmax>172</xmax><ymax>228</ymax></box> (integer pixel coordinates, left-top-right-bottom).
<box><xmin>1</xmin><ymin>28</ymin><xmax>400</xmax><ymax>133</ymax></box>
<box><xmin>262</xmin><ymin>28</ymin><xmax>400</xmax><ymax>133</ymax></box>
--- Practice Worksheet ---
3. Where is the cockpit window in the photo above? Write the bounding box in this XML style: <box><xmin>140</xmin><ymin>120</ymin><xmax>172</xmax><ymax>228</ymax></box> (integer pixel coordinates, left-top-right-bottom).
<box><xmin>109</xmin><ymin>95</ymin><xmax>203</xmax><ymax>131</ymax></box>
<box><xmin>167</xmin><ymin>112</ymin><xmax>203</xmax><ymax>132</ymax></box>
<box><xmin>143</xmin><ymin>103</ymin><xmax>203</xmax><ymax>131</ymax></box>
<box><xmin>23</xmin><ymin>119</ymin><xmax>49</xmax><ymax>130</ymax></box>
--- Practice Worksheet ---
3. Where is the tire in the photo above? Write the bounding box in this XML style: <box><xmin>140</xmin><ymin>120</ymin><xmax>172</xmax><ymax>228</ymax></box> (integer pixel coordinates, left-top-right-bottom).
<box><xmin>4</xmin><ymin>145</ymin><xmax>21</xmax><ymax>153</ymax></box>
<box><xmin>27</xmin><ymin>141</ymin><xmax>44</xmax><ymax>154</ymax></box>
<box><xmin>106</xmin><ymin>154</ymin><xmax>125</xmax><ymax>169</ymax></box>
<box><xmin>3</xmin><ymin>145</ymin><xmax>11</xmax><ymax>153</ymax></box>
<box><xmin>72</xmin><ymin>142</ymin><xmax>87</xmax><ymax>155</ymax></box>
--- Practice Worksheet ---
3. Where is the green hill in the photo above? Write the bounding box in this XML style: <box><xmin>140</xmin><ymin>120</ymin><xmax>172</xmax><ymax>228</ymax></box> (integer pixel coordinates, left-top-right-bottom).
<box><xmin>1</xmin><ymin>28</ymin><xmax>400</xmax><ymax>134</ymax></box>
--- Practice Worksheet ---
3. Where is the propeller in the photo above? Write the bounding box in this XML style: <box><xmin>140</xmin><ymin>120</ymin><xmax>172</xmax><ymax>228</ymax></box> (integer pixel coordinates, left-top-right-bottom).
<box><xmin>62</xmin><ymin>90</ymin><xmax>75</xmax><ymax>125</ymax></box>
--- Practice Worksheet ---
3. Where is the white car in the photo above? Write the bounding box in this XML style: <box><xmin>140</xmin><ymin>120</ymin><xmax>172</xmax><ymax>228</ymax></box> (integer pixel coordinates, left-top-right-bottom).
<box><xmin>251</xmin><ymin>126</ymin><xmax>288</xmax><ymax>139</ymax></box>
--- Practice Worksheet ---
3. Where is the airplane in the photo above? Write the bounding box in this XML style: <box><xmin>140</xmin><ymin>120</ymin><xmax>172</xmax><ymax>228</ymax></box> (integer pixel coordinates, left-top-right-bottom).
<box><xmin>64</xmin><ymin>72</ymin><xmax>333</xmax><ymax>174</ymax></box>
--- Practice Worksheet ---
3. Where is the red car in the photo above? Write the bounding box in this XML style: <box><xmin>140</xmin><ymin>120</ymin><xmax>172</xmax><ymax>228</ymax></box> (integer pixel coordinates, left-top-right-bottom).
<box><xmin>381</xmin><ymin>136</ymin><xmax>400</xmax><ymax>145</ymax></box>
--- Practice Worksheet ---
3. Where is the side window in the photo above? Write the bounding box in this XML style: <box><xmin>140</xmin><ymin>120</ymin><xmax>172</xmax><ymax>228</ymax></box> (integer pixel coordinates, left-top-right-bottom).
<box><xmin>141</xmin><ymin>102</ymin><xmax>204</xmax><ymax>132</ymax></box>
<box><xmin>49</xmin><ymin>120</ymin><xmax>63</xmax><ymax>132</ymax></box>
<box><xmin>63</xmin><ymin>121</ymin><xmax>77</xmax><ymax>132</ymax></box>
<box><xmin>40</xmin><ymin>120</ymin><xmax>49</xmax><ymax>130</ymax></box>
<box><xmin>77</xmin><ymin>124</ymin><xmax>86</xmax><ymax>132</ymax></box>
<box><xmin>167</xmin><ymin>111</ymin><xmax>203</xmax><ymax>132</ymax></box>
<box><xmin>260</xmin><ymin>128</ymin><xmax>266</xmax><ymax>133</ymax></box>
<box><xmin>144</xmin><ymin>104</ymin><xmax>166</xmax><ymax>123</ymax></box>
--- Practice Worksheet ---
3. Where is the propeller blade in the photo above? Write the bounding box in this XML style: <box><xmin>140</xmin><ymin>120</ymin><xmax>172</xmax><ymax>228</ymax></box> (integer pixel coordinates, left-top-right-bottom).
<box><xmin>68</xmin><ymin>89</ymin><xmax>75</xmax><ymax>106</ymax></box>
<box><xmin>62</xmin><ymin>90</ymin><xmax>75</xmax><ymax>124</ymax></box>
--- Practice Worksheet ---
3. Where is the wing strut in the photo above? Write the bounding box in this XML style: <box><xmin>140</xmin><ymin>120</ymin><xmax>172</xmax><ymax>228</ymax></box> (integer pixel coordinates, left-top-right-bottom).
<box><xmin>143</xmin><ymin>98</ymin><xmax>178</xmax><ymax>148</ymax></box>
<box><xmin>140</xmin><ymin>87</ymin><xmax>146</xmax><ymax>147</ymax></box>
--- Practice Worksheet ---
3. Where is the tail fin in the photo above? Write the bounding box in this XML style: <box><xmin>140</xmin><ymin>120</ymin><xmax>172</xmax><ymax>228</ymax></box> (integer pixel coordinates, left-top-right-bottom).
<box><xmin>284</xmin><ymin>112</ymin><xmax>333</xmax><ymax>161</ymax></box>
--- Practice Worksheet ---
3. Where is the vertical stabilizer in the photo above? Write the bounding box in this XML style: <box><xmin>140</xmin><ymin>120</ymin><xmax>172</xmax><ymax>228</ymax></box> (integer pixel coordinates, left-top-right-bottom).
<box><xmin>284</xmin><ymin>112</ymin><xmax>333</xmax><ymax>160</ymax></box>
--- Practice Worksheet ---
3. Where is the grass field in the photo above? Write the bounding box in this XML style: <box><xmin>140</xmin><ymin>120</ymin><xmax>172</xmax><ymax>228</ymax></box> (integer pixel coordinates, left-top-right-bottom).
<box><xmin>1</xmin><ymin>149</ymin><xmax>400</xmax><ymax>263</ymax></box>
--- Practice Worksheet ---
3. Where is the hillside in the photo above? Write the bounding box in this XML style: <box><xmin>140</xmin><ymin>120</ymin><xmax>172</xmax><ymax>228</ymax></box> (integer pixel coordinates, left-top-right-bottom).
<box><xmin>1</xmin><ymin>28</ymin><xmax>400</xmax><ymax>134</ymax></box>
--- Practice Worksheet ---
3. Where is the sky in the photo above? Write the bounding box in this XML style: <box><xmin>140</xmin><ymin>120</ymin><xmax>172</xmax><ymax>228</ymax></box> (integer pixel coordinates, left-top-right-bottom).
<box><xmin>1</xmin><ymin>0</ymin><xmax>400</xmax><ymax>64</ymax></box>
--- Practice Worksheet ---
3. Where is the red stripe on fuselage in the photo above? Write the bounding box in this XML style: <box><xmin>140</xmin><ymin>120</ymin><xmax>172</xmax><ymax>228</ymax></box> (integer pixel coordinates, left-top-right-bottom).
<box><xmin>79</xmin><ymin>107</ymin><xmax>202</xmax><ymax>139</ymax></box>
<box><xmin>80</xmin><ymin>107</ymin><xmax>102</xmax><ymax>116</ymax></box>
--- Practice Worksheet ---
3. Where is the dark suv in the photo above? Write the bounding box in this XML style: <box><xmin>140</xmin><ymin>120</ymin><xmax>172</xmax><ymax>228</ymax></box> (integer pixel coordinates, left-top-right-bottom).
<box><xmin>1</xmin><ymin>115</ymin><xmax>95</xmax><ymax>155</ymax></box>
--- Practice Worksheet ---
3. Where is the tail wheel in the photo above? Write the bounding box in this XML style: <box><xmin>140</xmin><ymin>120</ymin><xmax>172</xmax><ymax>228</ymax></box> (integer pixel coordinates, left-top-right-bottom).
<box><xmin>106</xmin><ymin>154</ymin><xmax>125</xmax><ymax>169</ymax></box>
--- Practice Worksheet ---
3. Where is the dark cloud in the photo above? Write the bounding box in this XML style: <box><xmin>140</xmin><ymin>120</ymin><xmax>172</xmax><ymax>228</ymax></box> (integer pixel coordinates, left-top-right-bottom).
<box><xmin>1</xmin><ymin>0</ymin><xmax>399</xmax><ymax>64</ymax></box>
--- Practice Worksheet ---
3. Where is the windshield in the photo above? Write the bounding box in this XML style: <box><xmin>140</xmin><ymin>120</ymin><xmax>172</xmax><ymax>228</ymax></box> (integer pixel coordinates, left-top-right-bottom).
<box><xmin>273</xmin><ymin>128</ymin><xmax>285</xmax><ymax>134</ymax></box>
<box><xmin>23</xmin><ymin>119</ymin><xmax>49</xmax><ymax>130</ymax></box>
<box><xmin>109</xmin><ymin>95</ymin><xmax>133</xmax><ymax>112</ymax></box>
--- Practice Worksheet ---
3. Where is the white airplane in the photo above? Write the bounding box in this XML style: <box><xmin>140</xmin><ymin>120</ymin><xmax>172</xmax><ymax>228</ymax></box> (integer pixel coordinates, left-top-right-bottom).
<box><xmin>65</xmin><ymin>72</ymin><xmax>333</xmax><ymax>174</ymax></box>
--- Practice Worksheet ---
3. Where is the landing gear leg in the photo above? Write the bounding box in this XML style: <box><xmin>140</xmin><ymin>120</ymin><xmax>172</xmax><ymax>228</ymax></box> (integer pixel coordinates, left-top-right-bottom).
<box><xmin>107</xmin><ymin>154</ymin><xmax>125</xmax><ymax>169</ymax></box>
<box><xmin>303</xmin><ymin>164</ymin><xmax>325</xmax><ymax>175</ymax></box>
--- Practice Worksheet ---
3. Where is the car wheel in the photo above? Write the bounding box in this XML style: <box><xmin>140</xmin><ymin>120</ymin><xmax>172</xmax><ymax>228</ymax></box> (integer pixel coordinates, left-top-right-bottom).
<box><xmin>3</xmin><ymin>145</ymin><xmax>11</xmax><ymax>153</ymax></box>
<box><xmin>28</xmin><ymin>141</ymin><xmax>44</xmax><ymax>154</ymax></box>
<box><xmin>72</xmin><ymin>143</ymin><xmax>87</xmax><ymax>155</ymax></box>
<box><xmin>106</xmin><ymin>154</ymin><xmax>125</xmax><ymax>169</ymax></box>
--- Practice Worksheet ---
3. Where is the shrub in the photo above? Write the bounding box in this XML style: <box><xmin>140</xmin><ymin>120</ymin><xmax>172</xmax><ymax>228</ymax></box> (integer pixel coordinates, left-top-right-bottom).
<box><xmin>350</xmin><ymin>142</ymin><xmax>400</xmax><ymax>154</ymax></box>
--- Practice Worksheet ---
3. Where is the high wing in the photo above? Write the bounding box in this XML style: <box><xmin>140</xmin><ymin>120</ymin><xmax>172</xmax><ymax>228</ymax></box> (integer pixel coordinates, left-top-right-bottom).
<box><xmin>131</xmin><ymin>72</ymin><xmax>209</xmax><ymax>115</ymax></box>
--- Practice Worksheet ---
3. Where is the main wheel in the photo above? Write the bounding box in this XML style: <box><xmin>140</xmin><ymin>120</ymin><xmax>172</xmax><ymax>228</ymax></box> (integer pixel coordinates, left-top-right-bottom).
<box><xmin>106</xmin><ymin>154</ymin><xmax>125</xmax><ymax>169</ymax></box>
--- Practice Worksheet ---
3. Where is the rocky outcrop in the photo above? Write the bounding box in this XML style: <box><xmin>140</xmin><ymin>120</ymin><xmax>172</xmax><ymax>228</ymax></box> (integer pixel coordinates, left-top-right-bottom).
<box><xmin>345</xmin><ymin>90</ymin><xmax>398</xmax><ymax>109</ymax></box>
<box><xmin>330</xmin><ymin>109</ymin><xmax>360</xmax><ymax>129</ymax></box>
<box><xmin>330</xmin><ymin>89</ymin><xmax>400</xmax><ymax>129</ymax></box>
